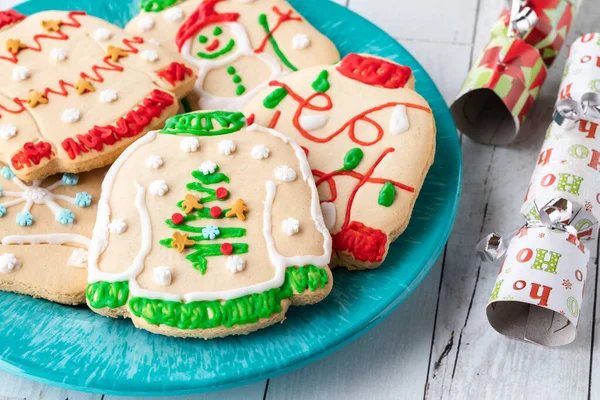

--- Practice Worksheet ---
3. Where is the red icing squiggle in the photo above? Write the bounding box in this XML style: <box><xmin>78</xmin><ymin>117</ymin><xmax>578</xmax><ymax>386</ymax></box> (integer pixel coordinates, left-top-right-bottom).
<box><xmin>157</xmin><ymin>62</ymin><xmax>194</xmax><ymax>86</ymax></box>
<box><xmin>11</xmin><ymin>141</ymin><xmax>55</xmax><ymax>170</ymax></box>
<box><xmin>0</xmin><ymin>11</ymin><xmax>85</xmax><ymax>64</ymax></box>
<box><xmin>0</xmin><ymin>10</ymin><xmax>25</xmax><ymax>30</ymax></box>
<box><xmin>61</xmin><ymin>90</ymin><xmax>174</xmax><ymax>160</ymax></box>
<box><xmin>336</xmin><ymin>53</ymin><xmax>412</xmax><ymax>89</ymax></box>
<box><xmin>269</xmin><ymin>80</ymin><xmax>431</xmax><ymax>146</ymax></box>
<box><xmin>175</xmin><ymin>0</ymin><xmax>240</xmax><ymax>52</ymax></box>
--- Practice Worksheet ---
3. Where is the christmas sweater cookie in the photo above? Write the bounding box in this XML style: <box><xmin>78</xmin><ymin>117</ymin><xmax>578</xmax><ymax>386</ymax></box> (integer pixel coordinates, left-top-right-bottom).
<box><xmin>0</xmin><ymin>164</ymin><xmax>106</xmax><ymax>304</ymax></box>
<box><xmin>125</xmin><ymin>0</ymin><xmax>340</xmax><ymax>111</ymax></box>
<box><xmin>244</xmin><ymin>54</ymin><xmax>436</xmax><ymax>270</ymax></box>
<box><xmin>0</xmin><ymin>10</ymin><xmax>197</xmax><ymax>182</ymax></box>
<box><xmin>86</xmin><ymin>111</ymin><xmax>333</xmax><ymax>338</ymax></box>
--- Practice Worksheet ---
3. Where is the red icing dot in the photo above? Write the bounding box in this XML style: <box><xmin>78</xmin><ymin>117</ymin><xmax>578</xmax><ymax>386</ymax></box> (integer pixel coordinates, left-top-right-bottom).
<box><xmin>210</xmin><ymin>206</ymin><xmax>222</xmax><ymax>218</ymax></box>
<box><xmin>246</xmin><ymin>113</ymin><xmax>255</xmax><ymax>126</ymax></box>
<box><xmin>221</xmin><ymin>243</ymin><xmax>233</xmax><ymax>255</ymax></box>
<box><xmin>216</xmin><ymin>187</ymin><xmax>229</xmax><ymax>199</ymax></box>
<box><xmin>171</xmin><ymin>213</ymin><xmax>184</xmax><ymax>225</ymax></box>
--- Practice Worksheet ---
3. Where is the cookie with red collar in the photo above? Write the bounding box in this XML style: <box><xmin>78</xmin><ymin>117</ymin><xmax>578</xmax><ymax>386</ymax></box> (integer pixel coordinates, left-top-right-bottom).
<box><xmin>0</xmin><ymin>10</ymin><xmax>196</xmax><ymax>182</ymax></box>
<box><xmin>244</xmin><ymin>54</ymin><xmax>436</xmax><ymax>270</ymax></box>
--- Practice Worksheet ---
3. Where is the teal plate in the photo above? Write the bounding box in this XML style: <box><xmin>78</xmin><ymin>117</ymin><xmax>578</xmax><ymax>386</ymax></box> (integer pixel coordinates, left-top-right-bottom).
<box><xmin>1</xmin><ymin>0</ymin><xmax>461</xmax><ymax>396</ymax></box>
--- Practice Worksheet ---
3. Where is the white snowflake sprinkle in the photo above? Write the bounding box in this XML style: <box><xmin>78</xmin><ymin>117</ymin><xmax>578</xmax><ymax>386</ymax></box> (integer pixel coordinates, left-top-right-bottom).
<box><xmin>61</xmin><ymin>108</ymin><xmax>81</xmax><ymax>124</ymax></box>
<box><xmin>108</xmin><ymin>219</ymin><xmax>128</xmax><ymax>235</ymax></box>
<box><xmin>12</xmin><ymin>66</ymin><xmax>30</xmax><ymax>81</ymax></box>
<box><xmin>93</xmin><ymin>28</ymin><xmax>112</xmax><ymax>41</ymax></box>
<box><xmin>146</xmin><ymin>154</ymin><xmax>164</xmax><ymax>169</ymax></box>
<box><xmin>153</xmin><ymin>266</ymin><xmax>172</xmax><ymax>286</ymax></box>
<box><xmin>99</xmin><ymin>89</ymin><xmax>118</xmax><ymax>103</ymax></box>
<box><xmin>292</xmin><ymin>33</ymin><xmax>311</xmax><ymax>50</ymax></box>
<box><xmin>141</xmin><ymin>49</ymin><xmax>159</xmax><ymax>63</ymax></box>
<box><xmin>226</xmin><ymin>255</ymin><xmax>246</xmax><ymax>273</ymax></box>
<box><xmin>164</xmin><ymin>7</ymin><xmax>184</xmax><ymax>22</ymax></box>
<box><xmin>282</xmin><ymin>218</ymin><xmax>300</xmax><ymax>236</ymax></box>
<box><xmin>199</xmin><ymin>161</ymin><xmax>217</xmax><ymax>175</ymax></box>
<box><xmin>275</xmin><ymin>165</ymin><xmax>297</xmax><ymax>182</ymax></box>
<box><xmin>138</xmin><ymin>15</ymin><xmax>155</xmax><ymax>32</ymax></box>
<box><xmin>67</xmin><ymin>248</ymin><xmax>88</xmax><ymax>268</ymax></box>
<box><xmin>218</xmin><ymin>139</ymin><xmax>236</xmax><ymax>155</ymax></box>
<box><xmin>0</xmin><ymin>124</ymin><xmax>17</xmax><ymax>141</ymax></box>
<box><xmin>251</xmin><ymin>144</ymin><xmax>270</xmax><ymax>160</ymax></box>
<box><xmin>149</xmin><ymin>180</ymin><xmax>169</xmax><ymax>196</ymax></box>
<box><xmin>180</xmin><ymin>137</ymin><xmax>200</xmax><ymax>153</ymax></box>
<box><xmin>50</xmin><ymin>47</ymin><xmax>68</xmax><ymax>61</ymax></box>
<box><xmin>0</xmin><ymin>253</ymin><xmax>21</xmax><ymax>274</ymax></box>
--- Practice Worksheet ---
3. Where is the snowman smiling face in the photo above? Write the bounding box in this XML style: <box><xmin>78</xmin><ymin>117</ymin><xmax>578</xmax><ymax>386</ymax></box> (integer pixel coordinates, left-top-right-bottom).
<box><xmin>196</xmin><ymin>25</ymin><xmax>236</xmax><ymax>59</ymax></box>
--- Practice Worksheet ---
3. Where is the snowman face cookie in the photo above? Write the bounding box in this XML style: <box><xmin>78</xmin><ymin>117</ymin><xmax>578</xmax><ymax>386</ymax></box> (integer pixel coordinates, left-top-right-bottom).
<box><xmin>125</xmin><ymin>0</ymin><xmax>340</xmax><ymax>111</ymax></box>
<box><xmin>0</xmin><ymin>10</ymin><xmax>197</xmax><ymax>182</ymax></box>
<box><xmin>0</xmin><ymin>165</ymin><xmax>106</xmax><ymax>304</ymax></box>
<box><xmin>244</xmin><ymin>54</ymin><xmax>436</xmax><ymax>270</ymax></box>
<box><xmin>87</xmin><ymin>111</ymin><xmax>332</xmax><ymax>338</ymax></box>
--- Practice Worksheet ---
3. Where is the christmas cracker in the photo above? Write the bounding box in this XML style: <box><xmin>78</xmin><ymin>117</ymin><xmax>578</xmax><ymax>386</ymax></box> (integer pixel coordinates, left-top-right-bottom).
<box><xmin>481</xmin><ymin>33</ymin><xmax>600</xmax><ymax>347</ymax></box>
<box><xmin>451</xmin><ymin>0</ymin><xmax>578</xmax><ymax>145</ymax></box>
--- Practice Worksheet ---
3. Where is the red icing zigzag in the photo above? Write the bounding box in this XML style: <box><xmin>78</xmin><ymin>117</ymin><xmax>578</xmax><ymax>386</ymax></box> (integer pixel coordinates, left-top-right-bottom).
<box><xmin>157</xmin><ymin>62</ymin><xmax>194</xmax><ymax>86</ymax></box>
<box><xmin>61</xmin><ymin>89</ymin><xmax>174</xmax><ymax>160</ymax></box>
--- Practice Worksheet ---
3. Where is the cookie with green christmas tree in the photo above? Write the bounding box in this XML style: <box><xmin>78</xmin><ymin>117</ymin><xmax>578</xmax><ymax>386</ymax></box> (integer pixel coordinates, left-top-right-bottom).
<box><xmin>86</xmin><ymin>110</ymin><xmax>332</xmax><ymax>338</ymax></box>
<box><xmin>125</xmin><ymin>0</ymin><xmax>340</xmax><ymax>111</ymax></box>
<box><xmin>244</xmin><ymin>53</ymin><xmax>436</xmax><ymax>270</ymax></box>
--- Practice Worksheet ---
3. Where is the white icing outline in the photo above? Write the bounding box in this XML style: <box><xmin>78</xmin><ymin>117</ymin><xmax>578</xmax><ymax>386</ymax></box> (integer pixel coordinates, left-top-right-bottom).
<box><xmin>88</xmin><ymin>125</ymin><xmax>331</xmax><ymax>302</ymax></box>
<box><xmin>180</xmin><ymin>22</ymin><xmax>283</xmax><ymax>111</ymax></box>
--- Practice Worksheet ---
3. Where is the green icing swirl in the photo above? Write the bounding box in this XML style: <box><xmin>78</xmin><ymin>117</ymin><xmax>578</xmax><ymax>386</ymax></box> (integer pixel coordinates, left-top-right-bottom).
<box><xmin>87</xmin><ymin>265</ymin><xmax>329</xmax><ymax>330</ymax></box>
<box><xmin>160</xmin><ymin>111</ymin><xmax>246</xmax><ymax>136</ymax></box>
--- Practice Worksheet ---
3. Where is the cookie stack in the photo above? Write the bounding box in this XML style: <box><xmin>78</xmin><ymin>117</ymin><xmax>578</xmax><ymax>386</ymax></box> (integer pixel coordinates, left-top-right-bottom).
<box><xmin>0</xmin><ymin>0</ymin><xmax>436</xmax><ymax>339</ymax></box>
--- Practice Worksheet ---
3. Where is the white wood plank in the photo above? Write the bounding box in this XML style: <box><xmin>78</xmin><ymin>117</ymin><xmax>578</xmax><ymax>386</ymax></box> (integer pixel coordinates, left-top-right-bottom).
<box><xmin>102</xmin><ymin>381</ymin><xmax>267</xmax><ymax>400</ymax></box>
<box><xmin>348</xmin><ymin>0</ymin><xmax>478</xmax><ymax>44</ymax></box>
<box><xmin>425</xmin><ymin>0</ymin><xmax>599</xmax><ymax>398</ymax></box>
<box><xmin>265</xmin><ymin>259</ymin><xmax>444</xmax><ymax>400</ymax></box>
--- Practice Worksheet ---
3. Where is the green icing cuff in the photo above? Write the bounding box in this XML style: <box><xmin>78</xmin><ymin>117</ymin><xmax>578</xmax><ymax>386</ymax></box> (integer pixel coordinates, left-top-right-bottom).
<box><xmin>160</xmin><ymin>111</ymin><xmax>246</xmax><ymax>136</ymax></box>
<box><xmin>86</xmin><ymin>281</ymin><xmax>129</xmax><ymax>309</ymax></box>
<box><xmin>87</xmin><ymin>265</ymin><xmax>329</xmax><ymax>330</ymax></box>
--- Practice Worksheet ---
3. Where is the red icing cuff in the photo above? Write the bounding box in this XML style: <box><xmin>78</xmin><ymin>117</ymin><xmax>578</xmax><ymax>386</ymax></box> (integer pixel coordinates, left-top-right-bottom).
<box><xmin>11</xmin><ymin>141</ymin><xmax>54</xmax><ymax>170</ymax></box>
<box><xmin>332</xmin><ymin>221</ymin><xmax>387</xmax><ymax>263</ymax></box>
<box><xmin>0</xmin><ymin>10</ymin><xmax>26</xmax><ymax>30</ymax></box>
<box><xmin>336</xmin><ymin>53</ymin><xmax>412</xmax><ymax>89</ymax></box>
<box><xmin>61</xmin><ymin>89</ymin><xmax>174</xmax><ymax>160</ymax></box>
<box><xmin>157</xmin><ymin>62</ymin><xmax>194</xmax><ymax>86</ymax></box>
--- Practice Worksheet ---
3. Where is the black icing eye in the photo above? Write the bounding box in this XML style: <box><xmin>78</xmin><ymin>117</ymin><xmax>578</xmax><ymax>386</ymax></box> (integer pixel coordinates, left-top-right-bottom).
<box><xmin>213</xmin><ymin>26</ymin><xmax>223</xmax><ymax>36</ymax></box>
<box><xmin>199</xmin><ymin>35</ymin><xmax>208</xmax><ymax>44</ymax></box>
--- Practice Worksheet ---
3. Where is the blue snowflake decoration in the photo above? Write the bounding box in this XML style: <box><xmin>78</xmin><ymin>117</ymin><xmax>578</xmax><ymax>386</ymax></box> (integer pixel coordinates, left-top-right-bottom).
<box><xmin>2</xmin><ymin>167</ymin><xmax>15</xmax><ymax>179</ymax></box>
<box><xmin>62</xmin><ymin>173</ymin><xmax>79</xmax><ymax>186</ymax></box>
<box><xmin>0</xmin><ymin>205</ymin><xmax>6</xmax><ymax>218</ymax></box>
<box><xmin>202</xmin><ymin>225</ymin><xmax>220</xmax><ymax>240</ymax></box>
<box><xmin>75</xmin><ymin>192</ymin><xmax>92</xmax><ymax>208</ymax></box>
<box><xmin>57</xmin><ymin>209</ymin><xmax>75</xmax><ymax>225</ymax></box>
<box><xmin>16</xmin><ymin>212</ymin><xmax>33</xmax><ymax>226</ymax></box>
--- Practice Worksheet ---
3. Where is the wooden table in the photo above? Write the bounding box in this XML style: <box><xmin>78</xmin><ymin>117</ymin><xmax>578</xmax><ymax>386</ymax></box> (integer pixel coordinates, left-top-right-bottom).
<box><xmin>1</xmin><ymin>0</ymin><xmax>598</xmax><ymax>398</ymax></box>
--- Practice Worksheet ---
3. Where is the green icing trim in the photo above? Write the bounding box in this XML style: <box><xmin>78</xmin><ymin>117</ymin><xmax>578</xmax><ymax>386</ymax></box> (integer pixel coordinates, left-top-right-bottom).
<box><xmin>160</xmin><ymin>111</ymin><xmax>246</xmax><ymax>136</ymax></box>
<box><xmin>140</xmin><ymin>0</ymin><xmax>182</xmax><ymax>12</ymax></box>
<box><xmin>312</xmin><ymin>70</ymin><xmax>330</xmax><ymax>93</ymax></box>
<box><xmin>263</xmin><ymin>87</ymin><xmax>288</xmax><ymax>109</ymax></box>
<box><xmin>86</xmin><ymin>281</ymin><xmax>129</xmax><ymax>309</ymax></box>
<box><xmin>378</xmin><ymin>182</ymin><xmax>396</xmax><ymax>207</ymax></box>
<box><xmin>258</xmin><ymin>14</ymin><xmax>298</xmax><ymax>72</ymax></box>
<box><xmin>128</xmin><ymin>265</ymin><xmax>329</xmax><ymax>329</ymax></box>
